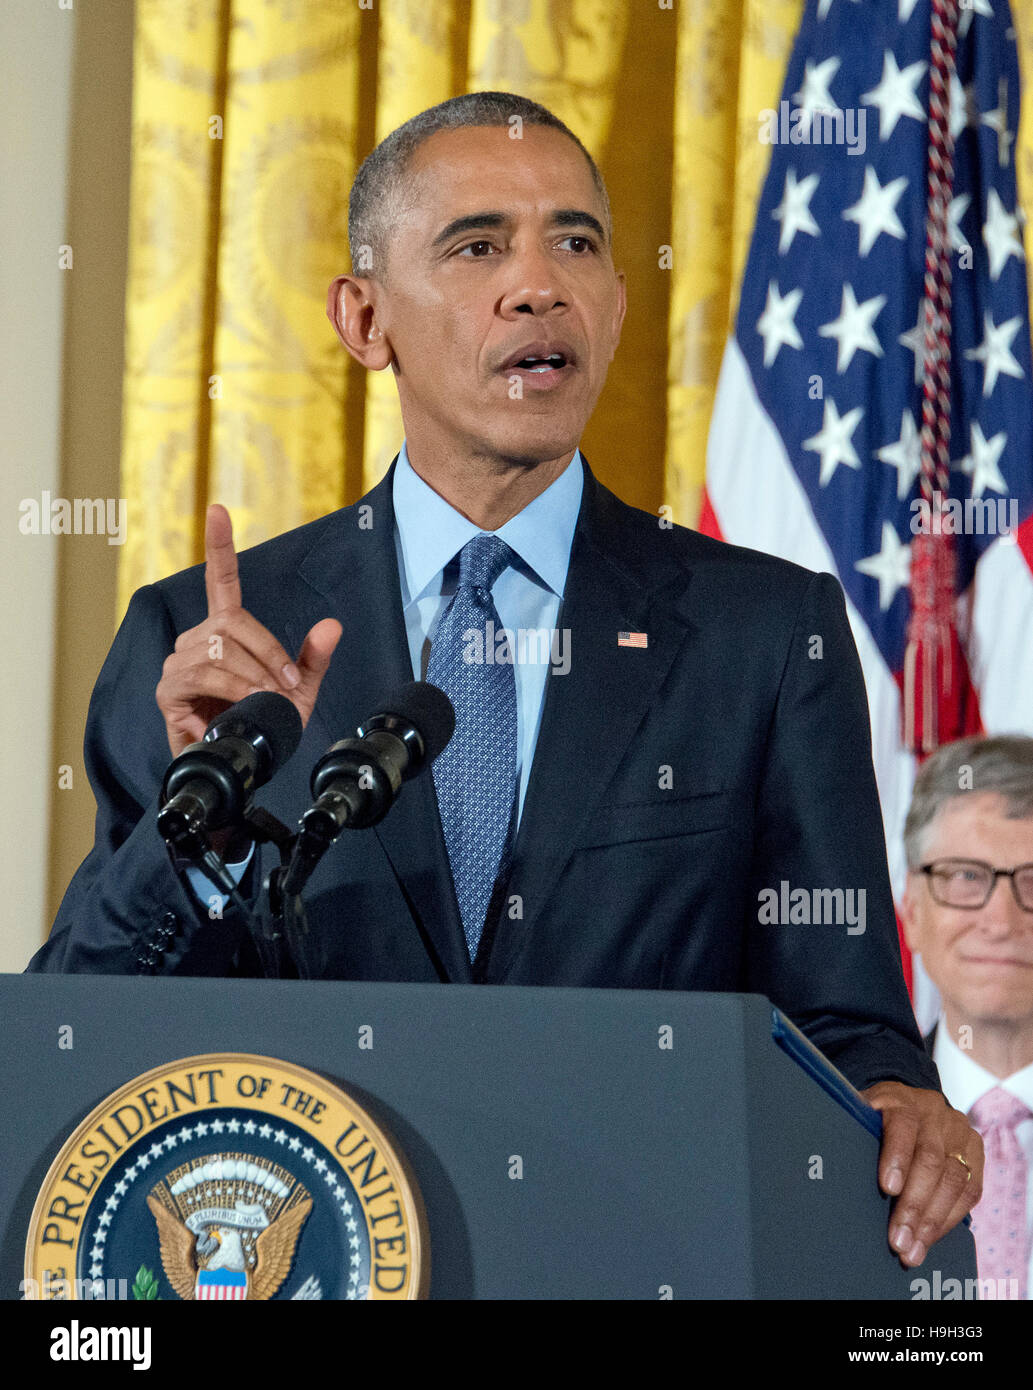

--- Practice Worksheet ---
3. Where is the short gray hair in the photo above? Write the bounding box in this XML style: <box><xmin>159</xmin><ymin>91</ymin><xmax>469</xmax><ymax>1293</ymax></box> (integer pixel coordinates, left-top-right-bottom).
<box><xmin>903</xmin><ymin>735</ymin><xmax>1033</xmax><ymax>869</ymax></box>
<box><xmin>348</xmin><ymin>91</ymin><xmax>612</xmax><ymax>279</ymax></box>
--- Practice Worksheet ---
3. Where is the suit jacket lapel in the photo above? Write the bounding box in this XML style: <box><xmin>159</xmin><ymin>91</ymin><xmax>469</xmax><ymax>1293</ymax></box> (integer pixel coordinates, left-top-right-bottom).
<box><xmin>285</xmin><ymin>461</ymin><xmax>472</xmax><ymax>983</ymax></box>
<box><xmin>485</xmin><ymin>466</ymin><xmax>693</xmax><ymax>981</ymax></box>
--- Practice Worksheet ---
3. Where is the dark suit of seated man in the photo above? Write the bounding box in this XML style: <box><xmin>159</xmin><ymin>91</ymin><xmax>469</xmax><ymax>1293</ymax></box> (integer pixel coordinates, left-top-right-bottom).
<box><xmin>28</xmin><ymin>91</ymin><xmax>982</xmax><ymax>1266</ymax></box>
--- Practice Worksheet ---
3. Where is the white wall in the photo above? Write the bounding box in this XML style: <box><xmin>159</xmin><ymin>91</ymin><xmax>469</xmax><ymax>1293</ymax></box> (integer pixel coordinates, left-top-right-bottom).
<box><xmin>0</xmin><ymin>1</ymin><xmax>75</xmax><ymax>970</ymax></box>
<box><xmin>0</xmin><ymin>0</ymin><xmax>133</xmax><ymax>970</ymax></box>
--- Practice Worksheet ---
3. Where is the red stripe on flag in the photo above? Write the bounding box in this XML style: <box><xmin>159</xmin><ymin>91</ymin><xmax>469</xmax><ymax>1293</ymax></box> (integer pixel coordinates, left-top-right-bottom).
<box><xmin>1018</xmin><ymin>512</ymin><xmax>1033</xmax><ymax>578</ymax></box>
<box><xmin>895</xmin><ymin>907</ymin><xmax>913</xmax><ymax>996</ymax></box>
<box><xmin>699</xmin><ymin>486</ymin><xmax>724</xmax><ymax>541</ymax></box>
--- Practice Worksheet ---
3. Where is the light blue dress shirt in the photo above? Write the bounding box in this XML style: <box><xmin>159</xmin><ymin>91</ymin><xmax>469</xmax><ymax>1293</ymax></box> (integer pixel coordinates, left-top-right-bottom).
<box><xmin>188</xmin><ymin>442</ymin><xmax>583</xmax><ymax>910</ymax></box>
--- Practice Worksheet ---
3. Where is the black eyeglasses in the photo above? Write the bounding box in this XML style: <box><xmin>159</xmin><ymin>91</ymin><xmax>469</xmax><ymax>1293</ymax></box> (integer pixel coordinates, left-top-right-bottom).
<box><xmin>920</xmin><ymin>859</ymin><xmax>1033</xmax><ymax>912</ymax></box>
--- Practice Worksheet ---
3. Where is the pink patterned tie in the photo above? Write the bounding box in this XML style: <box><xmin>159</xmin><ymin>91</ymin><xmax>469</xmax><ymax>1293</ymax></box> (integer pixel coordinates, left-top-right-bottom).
<box><xmin>968</xmin><ymin>1087</ymin><xmax>1031</xmax><ymax>1299</ymax></box>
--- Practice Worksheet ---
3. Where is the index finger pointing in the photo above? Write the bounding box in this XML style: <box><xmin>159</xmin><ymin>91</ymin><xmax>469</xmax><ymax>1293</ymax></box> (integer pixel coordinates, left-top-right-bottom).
<box><xmin>205</xmin><ymin>503</ymin><xmax>242</xmax><ymax>615</ymax></box>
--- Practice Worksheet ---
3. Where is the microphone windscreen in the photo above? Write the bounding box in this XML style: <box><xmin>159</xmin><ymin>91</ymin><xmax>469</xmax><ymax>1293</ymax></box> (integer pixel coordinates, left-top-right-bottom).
<box><xmin>207</xmin><ymin>690</ymin><xmax>303</xmax><ymax>772</ymax></box>
<box><xmin>379</xmin><ymin>681</ymin><xmax>456</xmax><ymax>762</ymax></box>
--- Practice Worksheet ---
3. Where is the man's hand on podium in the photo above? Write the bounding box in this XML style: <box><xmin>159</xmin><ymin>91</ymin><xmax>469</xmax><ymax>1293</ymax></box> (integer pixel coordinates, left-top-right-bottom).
<box><xmin>861</xmin><ymin>1081</ymin><xmax>984</xmax><ymax>1267</ymax></box>
<box><xmin>156</xmin><ymin>503</ymin><xmax>343</xmax><ymax>760</ymax></box>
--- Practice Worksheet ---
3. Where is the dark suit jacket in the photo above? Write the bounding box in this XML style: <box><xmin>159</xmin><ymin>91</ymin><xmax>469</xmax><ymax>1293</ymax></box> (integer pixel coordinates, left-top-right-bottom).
<box><xmin>28</xmin><ymin>459</ymin><xmax>940</xmax><ymax>1093</ymax></box>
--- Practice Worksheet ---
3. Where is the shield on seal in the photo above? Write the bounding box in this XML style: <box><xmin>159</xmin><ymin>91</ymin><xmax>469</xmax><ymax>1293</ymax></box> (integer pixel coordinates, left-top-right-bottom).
<box><xmin>196</xmin><ymin>1268</ymin><xmax>248</xmax><ymax>1301</ymax></box>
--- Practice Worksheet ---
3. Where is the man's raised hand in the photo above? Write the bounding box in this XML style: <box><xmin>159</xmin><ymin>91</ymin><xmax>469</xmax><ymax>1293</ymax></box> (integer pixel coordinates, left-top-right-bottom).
<box><xmin>155</xmin><ymin>504</ymin><xmax>342</xmax><ymax>757</ymax></box>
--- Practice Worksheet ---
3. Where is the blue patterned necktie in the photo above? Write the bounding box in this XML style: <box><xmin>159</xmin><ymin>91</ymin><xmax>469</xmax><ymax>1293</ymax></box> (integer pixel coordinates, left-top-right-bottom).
<box><xmin>426</xmin><ymin>533</ymin><xmax>518</xmax><ymax>959</ymax></box>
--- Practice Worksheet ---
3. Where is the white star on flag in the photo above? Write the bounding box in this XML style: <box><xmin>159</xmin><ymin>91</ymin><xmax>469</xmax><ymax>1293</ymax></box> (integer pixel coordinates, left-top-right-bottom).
<box><xmin>876</xmin><ymin>410</ymin><xmax>923</xmax><ymax>500</ymax></box>
<box><xmin>843</xmin><ymin>166</ymin><xmax>909</xmax><ymax>257</ymax></box>
<box><xmin>982</xmin><ymin>189</ymin><xmax>1025</xmax><ymax>280</ymax></box>
<box><xmin>959</xmin><ymin>0</ymin><xmax>994</xmax><ymax>42</ymax></box>
<box><xmin>861</xmin><ymin>50</ymin><xmax>927</xmax><ymax>141</ymax></box>
<box><xmin>756</xmin><ymin>280</ymin><xmax>804</xmax><ymax>367</ymax></box>
<box><xmin>949</xmin><ymin>72</ymin><xmax>979</xmax><ymax>141</ymax></box>
<box><xmin>947</xmin><ymin>192</ymin><xmax>972</xmax><ymax>252</ymax></box>
<box><xmin>981</xmin><ymin>78</ymin><xmax>1015</xmax><ymax>168</ymax></box>
<box><xmin>818</xmin><ymin>0</ymin><xmax>861</xmax><ymax>21</ymax></box>
<box><xmin>793</xmin><ymin>56</ymin><xmax>841</xmax><ymax>119</ymax></box>
<box><xmin>957</xmin><ymin>421</ymin><xmax>1009</xmax><ymax>497</ymax></box>
<box><xmin>802</xmin><ymin>397</ymin><xmax>864</xmax><ymax>486</ymax></box>
<box><xmin>819</xmin><ymin>283</ymin><xmax>887</xmax><ymax>372</ymax></box>
<box><xmin>898</xmin><ymin>0</ymin><xmax>922</xmax><ymax>21</ymax></box>
<box><xmin>898</xmin><ymin>298</ymin><xmax>937</xmax><ymax>384</ymax></box>
<box><xmin>964</xmin><ymin>310</ymin><xmax>1025</xmax><ymax>397</ymax></box>
<box><xmin>772</xmin><ymin>168</ymin><xmax>821</xmax><ymax>254</ymax></box>
<box><xmin>855</xmin><ymin>522</ymin><xmax>911</xmax><ymax>610</ymax></box>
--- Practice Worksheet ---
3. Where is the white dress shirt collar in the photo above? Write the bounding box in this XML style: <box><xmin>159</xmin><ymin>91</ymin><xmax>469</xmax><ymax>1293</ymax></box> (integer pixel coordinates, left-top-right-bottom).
<box><xmin>933</xmin><ymin>1023</ymin><xmax>1033</xmax><ymax>1113</ymax></box>
<box><xmin>392</xmin><ymin>440</ymin><xmax>584</xmax><ymax>605</ymax></box>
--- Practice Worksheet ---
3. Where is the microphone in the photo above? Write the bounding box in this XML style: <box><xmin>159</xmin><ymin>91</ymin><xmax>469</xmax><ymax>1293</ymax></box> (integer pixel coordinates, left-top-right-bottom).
<box><xmin>281</xmin><ymin>681</ymin><xmax>454</xmax><ymax>896</ymax></box>
<box><xmin>157</xmin><ymin>691</ymin><xmax>303</xmax><ymax>857</ymax></box>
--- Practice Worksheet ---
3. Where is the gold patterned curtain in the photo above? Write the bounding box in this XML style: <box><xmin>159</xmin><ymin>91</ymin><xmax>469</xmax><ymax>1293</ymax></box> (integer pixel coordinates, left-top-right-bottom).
<box><xmin>118</xmin><ymin>0</ymin><xmax>1033</xmax><ymax>616</ymax></box>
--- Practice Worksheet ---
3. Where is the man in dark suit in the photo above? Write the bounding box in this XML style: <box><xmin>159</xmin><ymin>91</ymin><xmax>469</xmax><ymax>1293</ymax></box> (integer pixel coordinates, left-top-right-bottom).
<box><xmin>29</xmin><ymin>91</ymin><xmax>981</xmax><ymax>1264</ymax></box>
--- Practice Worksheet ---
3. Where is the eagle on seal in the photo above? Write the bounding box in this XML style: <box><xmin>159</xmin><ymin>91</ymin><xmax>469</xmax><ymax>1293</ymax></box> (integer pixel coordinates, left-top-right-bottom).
<box><xmin>146</xmin><ymin>1193</ymin><xmax>312</xmax><ymax>1301</ymax></box>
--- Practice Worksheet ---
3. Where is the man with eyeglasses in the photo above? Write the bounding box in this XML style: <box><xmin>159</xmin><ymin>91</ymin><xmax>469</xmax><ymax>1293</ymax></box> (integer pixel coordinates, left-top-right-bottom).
<box><xmin>902</xmin><ymin>735</ymin><xmax>1033</xmax><ymax>1299</ymax></box>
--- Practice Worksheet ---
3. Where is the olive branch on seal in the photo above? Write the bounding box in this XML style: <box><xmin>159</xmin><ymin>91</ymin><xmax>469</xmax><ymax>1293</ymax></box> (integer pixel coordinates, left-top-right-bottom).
<box><xmin>132</xmin><ymin>1265</ymin><xmax>161</xmax><ymax>1300</ymax></box>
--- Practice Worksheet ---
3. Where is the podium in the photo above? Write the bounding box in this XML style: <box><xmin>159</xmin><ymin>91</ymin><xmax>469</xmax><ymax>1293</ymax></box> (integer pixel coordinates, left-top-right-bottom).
<box><xmin>0</xmin><ymin>973</ymin><xmax>975</xmax><ymax>1299</ymax></box>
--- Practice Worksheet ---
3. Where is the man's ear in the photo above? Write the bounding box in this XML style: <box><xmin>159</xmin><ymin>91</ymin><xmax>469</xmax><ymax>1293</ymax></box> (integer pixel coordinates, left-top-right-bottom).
<box><xmin>326</xmin><ymin>274</ymin><xmax>394</xmax><ymax>371</ymax></box>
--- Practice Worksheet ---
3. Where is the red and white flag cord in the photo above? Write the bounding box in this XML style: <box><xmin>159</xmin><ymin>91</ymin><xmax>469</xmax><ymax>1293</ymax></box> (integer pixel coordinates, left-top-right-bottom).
<box><xmin>903</xmin><ymin>0</ymin><xmax>963</xmax><ymax>754</ymax></box>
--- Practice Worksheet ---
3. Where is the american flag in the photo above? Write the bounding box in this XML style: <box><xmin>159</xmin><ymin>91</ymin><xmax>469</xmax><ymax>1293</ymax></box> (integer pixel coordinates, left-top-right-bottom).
<box><xmin>704</xmin><ymin>0</ymin><xmax>1033</xmax><ymax>1026</ymax></box>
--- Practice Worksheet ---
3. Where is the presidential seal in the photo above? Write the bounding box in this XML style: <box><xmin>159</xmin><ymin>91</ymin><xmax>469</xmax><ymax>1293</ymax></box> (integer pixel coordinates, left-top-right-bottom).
<box><xmin>24</xmin><ymin>1054</ymin><xmax>427</xmax><ymax>1301</ymax></box>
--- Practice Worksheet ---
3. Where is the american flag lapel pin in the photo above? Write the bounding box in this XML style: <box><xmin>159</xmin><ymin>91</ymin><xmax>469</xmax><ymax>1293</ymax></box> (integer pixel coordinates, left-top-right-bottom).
<box><xmin>617</xmin><ymin>631</ymin><xmax>648</xmax><ymax>648</ymax></box>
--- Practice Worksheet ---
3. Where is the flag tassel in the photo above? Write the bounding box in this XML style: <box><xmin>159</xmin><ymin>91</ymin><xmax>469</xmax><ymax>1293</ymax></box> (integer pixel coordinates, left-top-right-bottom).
<box><xmin>902</xmin><ymin>0</ymin><xmax>962</xmax><ymax>755</ymax></box>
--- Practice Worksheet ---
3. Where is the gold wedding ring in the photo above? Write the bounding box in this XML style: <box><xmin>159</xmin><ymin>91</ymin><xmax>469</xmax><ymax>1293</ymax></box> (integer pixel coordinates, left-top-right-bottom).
<box><xmin>949</xmin><ymin>1152</ymin><xmax>973</xmax><ymax>1182</ymax></box>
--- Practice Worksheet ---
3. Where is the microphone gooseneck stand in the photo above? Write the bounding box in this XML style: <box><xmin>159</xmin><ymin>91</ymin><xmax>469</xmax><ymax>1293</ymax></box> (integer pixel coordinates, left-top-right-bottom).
<box><xmin>161</xmin><ymin>802</ymin><xmax>301</xmax><ymax>979</ymax></box>
<box><xmin>263</xmin><ymin>745</ymin><xmax>403</xmax><ymax>980</ymax></box>
<box><xmin>266</xmin><ymin>694</ymin><xmax>456</xmax><ymax>977</ymax></box>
